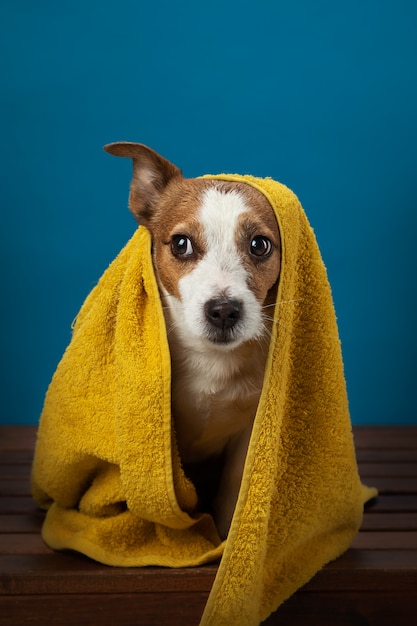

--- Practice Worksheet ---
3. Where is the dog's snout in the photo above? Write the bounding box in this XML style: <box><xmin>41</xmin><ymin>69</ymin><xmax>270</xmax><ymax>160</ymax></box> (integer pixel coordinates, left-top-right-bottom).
<box><xmin>204</xmin><ymin>298</ymin><xmax>242</xmax><ymax>330</ymax></box>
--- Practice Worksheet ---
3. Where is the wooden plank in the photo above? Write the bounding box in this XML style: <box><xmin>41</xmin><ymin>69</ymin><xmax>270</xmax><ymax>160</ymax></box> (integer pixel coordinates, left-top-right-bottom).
<box><xmin>0</xmin><ymin>533</ymin><xmax>52</xmax><ymax>555</ymax></box>
<box><xmin>0</xmin><ymin>450</ymin><xmax>34</xmax><ymax>463</ymax></box>
<box><xmin>0</xmin><ymin>464</ymin><xmax>33</xmax><ymax>478</ymax></box>
<box><xmin>0</xmin><ymin>589</ymin><xmax>416</xmax><ymax>626</ymax></box>
<box><xmin>359</xmin><ymin>476</ymin><xmax>417</xmax><ymax>494</ymax></box>
<box><xmin>351</xmin><ymin>531</ymin><xmax>417</xmax><ymax>550</ymax></box>
<box><xmin>356</xmin><ymin>437</ymin><xmax>417</xmax><ymax>450</ymax></box>
<box><xmin>354</xmin><ymin>431</ymin><xmax>417</xmax><ymax>446</ymax></box>
<box><xmin>361</xmin><ymin>512</ymin><xmax>417</xmax><ymax>531</ymax></box>
<box><xmin>354</xmin><ymin>425</ymin><xmax>417</xmax><ymax>433</ymax></box>
<box><xmin>311</xmin><ymin>549</ymin><xmax>417</xmax><ymax>589</ymax></box>
<box><xmin>265</xmin><ymin>590</ymin><xmax>417</xmax><ymax>626</ymax></box>
<box><xmin>353</xmin><ymin>428</ymin><xmax>417</xmax><ymax>449</ymax></box>
<box><xmin>0</xmin><ymin>427</ymin><xmax>37</xmax><ymax>450</ymax></box>
<box><xmin>0</xmin><ymin>555</ymin><xmax>218</xmax><ymax>594</ymax></box>
<box><xmin>0</xmin><ymin>497</ymin><xmax>42</xmax><ymax>515</ymax></box>
<box><xmin>364</xmin><ymin>494</ymin><xmax>417</xmax><ymax>512</ymax></box>
<box><xmin>358</xmin><ymin>462</ymin><xmax>417</xmax><ymax>477</ymax></box>
<box><xmin>0</xmin><ymin>515</ymin><xmax>43</xmax><ymax>533</ymax></box>
<box><xmin>356</xmin><ymin>448</ymin><xmax>417</xmax><ymax>462</ymax></box>
<box><xmin>0</xmin><ymin>592</ymin><xmax>209</xmax><ymax>626</ymax></box>
<box><xmin>1</xmin><ymin>549</ymin><xmax>416</xmax><ymax>597</ymax></box>
<box><xmin>0</xmin><ymin>479</ymin><xmax>31</xmax><ymax>496</ymax></box>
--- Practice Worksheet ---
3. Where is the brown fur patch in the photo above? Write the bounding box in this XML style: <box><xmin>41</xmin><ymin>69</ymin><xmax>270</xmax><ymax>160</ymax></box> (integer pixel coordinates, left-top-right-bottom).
<box><xmin>147</xmin><ymin>179</ymin><xmax>212</xmax><ymax>299</ymax></box>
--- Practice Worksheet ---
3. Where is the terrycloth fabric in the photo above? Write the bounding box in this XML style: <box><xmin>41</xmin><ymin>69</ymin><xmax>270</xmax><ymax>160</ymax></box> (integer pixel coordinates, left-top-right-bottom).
<box><xmin>32</xmin><ymin>173</ymin><xmax>376</xmax><ymax>625</ymax></box>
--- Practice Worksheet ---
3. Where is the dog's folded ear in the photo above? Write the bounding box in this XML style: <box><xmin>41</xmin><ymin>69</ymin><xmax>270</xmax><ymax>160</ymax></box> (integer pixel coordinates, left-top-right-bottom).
<box><xmin>104</xmin><ymin>142</ymin><xmax>182</xmax><ymax>227</ymax></box>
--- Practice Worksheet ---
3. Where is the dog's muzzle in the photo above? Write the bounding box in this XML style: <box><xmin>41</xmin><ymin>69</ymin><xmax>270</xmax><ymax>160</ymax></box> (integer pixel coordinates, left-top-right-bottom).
<box><xmin>204</xmin><ymin>298</ymin><xmax>243</xmax><ymax>344</ymax></box>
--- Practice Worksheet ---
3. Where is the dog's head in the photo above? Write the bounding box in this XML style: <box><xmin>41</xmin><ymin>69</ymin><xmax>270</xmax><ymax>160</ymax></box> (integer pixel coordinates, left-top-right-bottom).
<box><xmin>105</xmin><ymin>142</ymin><xmax>281</xmax><ymax>350</ymax></box>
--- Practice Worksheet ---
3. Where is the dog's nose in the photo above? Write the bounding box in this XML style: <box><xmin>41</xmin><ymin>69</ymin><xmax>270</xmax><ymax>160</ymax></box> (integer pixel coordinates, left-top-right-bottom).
<box><xmin>204</xmin><ymin>298</ymin><xmax>242</xmax><ymax>330</ymax></box>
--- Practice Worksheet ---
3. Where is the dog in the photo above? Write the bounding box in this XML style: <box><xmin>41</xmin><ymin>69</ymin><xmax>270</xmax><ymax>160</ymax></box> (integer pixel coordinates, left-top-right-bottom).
<box><xmin>104</xmin><ymin>142</ymin><xmax>281</xmax><ymax>538</ymax></box>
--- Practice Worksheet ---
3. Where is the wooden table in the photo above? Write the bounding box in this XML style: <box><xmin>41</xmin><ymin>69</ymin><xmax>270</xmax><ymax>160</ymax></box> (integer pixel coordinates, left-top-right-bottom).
<box><xmin>1</xmin><ymin>426</ymin><xmax>416</xmax><ymax>625</ymax></box>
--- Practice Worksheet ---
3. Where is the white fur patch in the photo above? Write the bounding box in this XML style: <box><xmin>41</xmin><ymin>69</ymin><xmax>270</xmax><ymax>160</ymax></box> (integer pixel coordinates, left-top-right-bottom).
<box><xmin>173</xmin><ymin>187</ymin><xmax>263</xmax><ymax>350</ymax></box>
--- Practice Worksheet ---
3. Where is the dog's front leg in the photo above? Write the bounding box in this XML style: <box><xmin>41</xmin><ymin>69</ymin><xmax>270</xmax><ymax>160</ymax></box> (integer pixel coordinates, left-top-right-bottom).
<box><xmin>214</xmin><ymin>422</ymin><xmax>254</xmax><ymax>539</ymax></box>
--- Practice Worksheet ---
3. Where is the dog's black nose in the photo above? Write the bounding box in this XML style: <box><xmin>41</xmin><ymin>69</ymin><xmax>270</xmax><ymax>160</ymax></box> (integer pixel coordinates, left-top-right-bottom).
<box><xmin>204</xmin><ymin>298</ymin><xmax>242</xmax><ymax>330</ymax></box>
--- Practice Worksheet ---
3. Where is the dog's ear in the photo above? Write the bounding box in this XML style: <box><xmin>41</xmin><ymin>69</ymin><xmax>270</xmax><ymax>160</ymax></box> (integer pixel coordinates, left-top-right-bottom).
<box><xmin>104</xmin><ymin>142</ymin><xmax>182</xmax><ymax>226</ymax></box>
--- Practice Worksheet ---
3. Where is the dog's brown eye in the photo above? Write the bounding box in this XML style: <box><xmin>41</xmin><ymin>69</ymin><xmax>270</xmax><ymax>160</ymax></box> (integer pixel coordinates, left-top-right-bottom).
<box><xmin>171</xmin><ymin>235</ymin><xmax>194</xmax><ymax>257</ymax></box>
<box><xmin>250</xmin><ymin>236</ymin><xmax>272</xmax><ymax>257</ymax></box>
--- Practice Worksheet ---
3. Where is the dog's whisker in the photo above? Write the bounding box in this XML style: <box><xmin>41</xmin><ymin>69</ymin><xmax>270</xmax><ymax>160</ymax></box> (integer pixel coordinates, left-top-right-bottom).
<box><xmin>262</xmin><ymin>313</ymin><xmax>297</xmax><ymax>337</ymax></box>
<box><xmin>262</xmin><ymin>298</ymin><xmax>306</xmax><ymax>311</ymax></box>
<box><xmin>260</xmin><ymin>324</ymin><xmax>273</xmax><ymax>341</ymax></box>
<box><xmin>159</xmin><ymin>294</ymin><xmax>176</xmax><ymax>302</ymax></box>
<box><xmin>262</xmin><ymin>299</ymin><xmax>308</xmax><ymax>338</ymax></box>
<box><xmin>166</xmin><ymin>320</ymin><xmax>182</xmax><ymax>336</ymax></box>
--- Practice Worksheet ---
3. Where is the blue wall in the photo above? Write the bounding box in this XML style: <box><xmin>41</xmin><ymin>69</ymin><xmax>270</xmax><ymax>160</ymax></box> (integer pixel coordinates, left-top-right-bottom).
<box><xmin>1</xmin><ymin>1</ymin><xmax>416</xmax><ymax>425</ymax></box>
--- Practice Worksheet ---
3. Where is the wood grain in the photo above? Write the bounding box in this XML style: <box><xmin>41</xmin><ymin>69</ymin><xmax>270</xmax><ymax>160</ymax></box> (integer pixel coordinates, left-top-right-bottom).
<box><xmin>1</xmin><ymin>425</ymin><xmax>417</xmax><ymax>625</ymax></box>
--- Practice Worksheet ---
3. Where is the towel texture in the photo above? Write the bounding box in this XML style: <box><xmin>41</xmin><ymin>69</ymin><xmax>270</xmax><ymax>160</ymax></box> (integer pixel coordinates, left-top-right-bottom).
<box><xmin>32</xmin><ymin>173</ymin><xmax>376</xmax><ymax>625</ymax></box>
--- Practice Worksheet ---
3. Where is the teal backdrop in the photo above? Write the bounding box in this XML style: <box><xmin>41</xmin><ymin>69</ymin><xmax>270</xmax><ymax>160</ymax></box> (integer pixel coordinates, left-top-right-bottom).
<box><xmin>1</xmin><ymin>1</ymin><xmax>416</xmax><ymax>425</ymax></box>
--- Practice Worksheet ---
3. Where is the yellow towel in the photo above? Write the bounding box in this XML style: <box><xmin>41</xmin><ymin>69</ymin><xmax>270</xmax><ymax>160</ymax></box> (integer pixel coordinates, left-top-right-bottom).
<box><xmin>32</xmin><ymin>173</ymin><xmax>376</xmax><ymax>625</ymax></box>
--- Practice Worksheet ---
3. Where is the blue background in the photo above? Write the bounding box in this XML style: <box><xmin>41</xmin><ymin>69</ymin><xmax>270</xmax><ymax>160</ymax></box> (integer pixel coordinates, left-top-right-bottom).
<box><xmin>1</xmin><ymin>1</ymin><xmax>416</xmax><ymax>425</ymax></box>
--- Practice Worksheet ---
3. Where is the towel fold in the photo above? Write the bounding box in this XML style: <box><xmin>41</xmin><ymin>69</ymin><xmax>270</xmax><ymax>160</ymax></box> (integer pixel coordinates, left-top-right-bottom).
<box><xmin>32</xmin><ymin>173</ymin><xmax>376</xmax><ymax>625</ymax></box>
